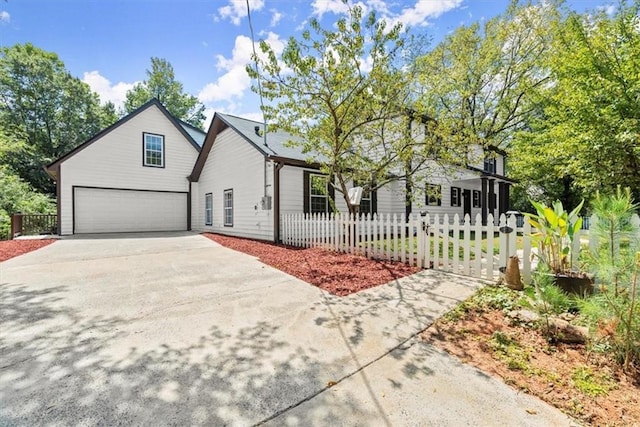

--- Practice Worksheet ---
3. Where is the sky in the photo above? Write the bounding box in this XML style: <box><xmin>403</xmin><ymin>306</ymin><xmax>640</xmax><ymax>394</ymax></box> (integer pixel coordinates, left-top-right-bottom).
<box><xmin>0</xmin><ymin>0</ymin><xmax>612</xmax><ymax>127</ymax></box>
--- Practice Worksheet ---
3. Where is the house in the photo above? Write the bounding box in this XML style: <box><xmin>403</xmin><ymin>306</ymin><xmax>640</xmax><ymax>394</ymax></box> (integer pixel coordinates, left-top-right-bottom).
<box><xmin>46</xmin><ymin>99</ymin><xmax>205</xmax><ymax>235</ymax></box>
<box><xmin>47</xmin><ymin>100</ymin><xmax>512</xmax><ymax>240</ymax></box>
<box><xmin>190</xmin><ymin>113</ymin><xmax>513</xmax><ymax>241</ymax></box>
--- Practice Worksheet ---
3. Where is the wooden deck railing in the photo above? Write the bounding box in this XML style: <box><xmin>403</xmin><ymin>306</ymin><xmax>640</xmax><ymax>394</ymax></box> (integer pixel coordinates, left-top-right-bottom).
<box><xmin>10</xmin><ymin>213</ymin><xmax>58</xmax><ymax>239</ymax></box>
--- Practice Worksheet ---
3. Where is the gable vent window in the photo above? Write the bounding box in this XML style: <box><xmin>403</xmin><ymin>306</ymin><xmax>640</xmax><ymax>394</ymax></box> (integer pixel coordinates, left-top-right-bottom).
<box><xmin>143</xmin><ymin>133</ymin><xmax>165</xmax><ymax>168</ymax></box>
<box><xmin>483</xmin><ymin>156</ymin><xmax>496</xmax><ymax>174</ymax></box>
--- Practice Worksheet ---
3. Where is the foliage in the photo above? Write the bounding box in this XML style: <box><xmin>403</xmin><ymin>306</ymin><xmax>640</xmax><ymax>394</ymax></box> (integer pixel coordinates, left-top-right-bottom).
<box><xmin>0</xmin><ymin>166</ymin><xmax>55</xmax><ymax>240</ymax></box>
<box><xmin>529</xmin><ymin>267</ymin><xmax>572</xmax><ymax>340</ymax></box>
<box><xmin>124</xmin><ymin>57</ymin><xmax>206</xmax><ymax>128</ymax></box>
<box><xmin>571</xmin><ymin>366</ymin><xmax>615</xmax><ymax>397</ymax></box>
<box><xmin>489</xmin><ymin>331</ymin><xmax>533</xmax><ymax>372</ymax></box>
<box><xmin>589</xmin><ymin>186</ymin><xmax>639</xmax><ymax>294</ymax></box>
<box><xmin>510</xmin><ymin>1</ymin><xmax>640</xmax><ymax>205</ymax></box>
<box><xmin>414</xmin><ymin>0</ymin><xmax>556</xmax><ymax>153</ymax></box>
<box><xmin>526</xmin><ymin>199</ymin><xmax>584</xmax><ymax>274</ymax></box>
<box><xmin>250</xmin><ymin>4</ymin><xmax>429</xmax><ymax>213</ymax></box>
<box><xmin>444</xmin><ymin>285</ymin><xmax>519</xmax><ymax>321</ymax></box>
<box><xmin>0</xmin><ymin>43</ymin><xmax>118</xmax><ymax>194</ymax></box>
<box><xmin>580</xmin><ymin>188</ymin><xmax>640</xmax><ymax>371</ymax></box>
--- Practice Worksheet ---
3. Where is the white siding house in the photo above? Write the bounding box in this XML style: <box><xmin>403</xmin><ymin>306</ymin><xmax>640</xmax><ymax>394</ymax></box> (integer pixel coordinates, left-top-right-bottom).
<box><xmin>46</xmin><ymin>101</ymin><xmax>511</xmax><ymax>240</ymax></box>
<box><xmin>46</xmin><ymin>99</ymin><xmax>204</xmax><ymax>235</ymax></box>
<box><xmin>190</xmin><ymin>113</ymin><xmax>513</xmax><ymax>242</ymax></box>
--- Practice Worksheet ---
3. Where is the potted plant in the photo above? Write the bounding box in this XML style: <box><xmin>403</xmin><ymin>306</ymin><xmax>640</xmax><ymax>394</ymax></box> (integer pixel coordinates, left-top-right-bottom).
<box><xmin>526</xmin><ymin>199</ymin><xmax>594</xmax><ymax>294</ymax></box>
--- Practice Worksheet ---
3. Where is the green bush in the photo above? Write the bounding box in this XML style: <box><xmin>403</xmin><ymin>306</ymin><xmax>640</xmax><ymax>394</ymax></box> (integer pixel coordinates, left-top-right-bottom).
<box><xmin>0</xmin><ymin>167</ymin><xmax>54</xmax><ymax>239</ymax></box>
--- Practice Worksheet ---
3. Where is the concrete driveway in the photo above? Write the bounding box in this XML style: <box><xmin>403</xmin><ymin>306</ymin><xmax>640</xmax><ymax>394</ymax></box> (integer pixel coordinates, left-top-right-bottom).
<box><xmin>1</xmin><ymin>232</ymin><xmax>574</xmax><ymax>426</ymax></box>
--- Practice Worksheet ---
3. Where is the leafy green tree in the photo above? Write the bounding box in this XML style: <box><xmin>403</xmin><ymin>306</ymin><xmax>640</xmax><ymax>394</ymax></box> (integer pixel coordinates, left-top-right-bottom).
<box><xmin>0</xmin><ymin>166</ymin><xmax>55</xmax><ymax>239</ymax></box>
<box><xmin>124</xmin><ymin>57</ymin><xmax>205</xmax><ymax>128</ymax></box>
<box><xmin>415</xmin><ymin>1</ymin><xmax>556</xmax><ymax>154</ymax></box>
<box><xmin>250</xmin><ymin>5</ymin><xmax>429</xmax><ymax>214</ymax></box>
<box><xmin>0</xmin><ymin>43</ymin><xmax>117</xmax><ymax>194</ymax></box>
<box><xmin>510</xmin><ymin>2</ymin><xmax>640</xmax><ymax>206</ymax></box>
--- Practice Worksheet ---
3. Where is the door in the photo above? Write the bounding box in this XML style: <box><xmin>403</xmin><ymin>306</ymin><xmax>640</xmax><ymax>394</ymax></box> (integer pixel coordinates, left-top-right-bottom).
<box><xmin>463</xmin><ymin>189</ymin><xmax>471</xmax><ymax>219</ymax></box>
<box><xmin>74</xmin><ymin>187</ymin><xmax>187</xmax><ymax>233</ymax></box>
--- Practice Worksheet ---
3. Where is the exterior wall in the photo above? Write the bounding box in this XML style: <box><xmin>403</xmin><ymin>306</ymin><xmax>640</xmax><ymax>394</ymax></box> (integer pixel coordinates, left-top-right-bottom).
<box><xmin>58</xmin><ymin>105</ymin><xmax>198</xmax><ymax>235</ymax></box>
<box><xmin>194</xmin><ymin>128</ymin><xmax>274</xmax><ymax>240</ymax></box>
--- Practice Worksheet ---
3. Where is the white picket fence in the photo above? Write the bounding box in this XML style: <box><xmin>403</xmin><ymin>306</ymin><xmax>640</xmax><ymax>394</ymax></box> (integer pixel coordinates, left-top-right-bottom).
<box><xmin>281</xmin><ymin>212</ymin><xmax>640</xmax><ymax>283</ymax></box>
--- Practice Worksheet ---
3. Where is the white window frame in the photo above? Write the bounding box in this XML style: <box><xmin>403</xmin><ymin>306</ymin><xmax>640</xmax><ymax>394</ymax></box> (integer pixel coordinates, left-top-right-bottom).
<box><xmin>205</xmin><ymin>193</ymin><xmax>213</xmax><ymax>226</ymax></box>
<box><xmin>309</xmin><ymin>174</ymin><xmax>329</xmax><ymax>214</ymax></box>
<box><xmin>143</xmin><ymin>133</ymin><xmax>165</xmax><ymax>168</ymax></box>
<box><xmin>223</xmin><ymin>189</ymin><xmax>233</xmax><ymax>227</ymax></box>
<box><xmin>451</xmin><ymin>187</ymin><xmax>462</xmax><ymax>207</ymax></box>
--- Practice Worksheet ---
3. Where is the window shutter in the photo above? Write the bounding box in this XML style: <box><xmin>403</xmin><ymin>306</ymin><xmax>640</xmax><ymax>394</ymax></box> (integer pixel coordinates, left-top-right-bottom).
<box><xmin>328</xmin><ymin>175</ymin><xmax>335</xmax><ymax>206</ymax></box>
<box><xmin>371</xmin><ymin>189</ymin><xmax>377</xmax><ymax>214</ymax></box>
<box><xmin>303</xmin><ymin>171</ymin><xmax>310</xmax><ymax>214</ymax></box>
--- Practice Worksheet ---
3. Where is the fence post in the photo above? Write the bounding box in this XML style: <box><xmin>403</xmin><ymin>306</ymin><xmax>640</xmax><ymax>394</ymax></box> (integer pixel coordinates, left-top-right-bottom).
<box><xmin>10</xmin><ymin>213</ymin><xmax>23</xmax><ymax>239</ymax></box>
<box><xmin>522</xmin><ymin>220</ymin><xmax>532</xmax><ymax>283</ymax></box>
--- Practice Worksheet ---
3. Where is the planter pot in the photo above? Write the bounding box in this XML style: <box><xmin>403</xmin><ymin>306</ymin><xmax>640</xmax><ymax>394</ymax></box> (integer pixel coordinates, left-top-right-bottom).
<box><xmin>553</xmin><ymin>274</ymin><xmax>594</xmax><ymax>296</ymax></box>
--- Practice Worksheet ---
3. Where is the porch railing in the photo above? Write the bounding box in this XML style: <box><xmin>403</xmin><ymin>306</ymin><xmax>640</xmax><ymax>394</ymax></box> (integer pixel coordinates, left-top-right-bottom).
<box><xmin>10</xmin><ymin>213</ymin><xmax>58</xmax><ymax>239</ymax></box>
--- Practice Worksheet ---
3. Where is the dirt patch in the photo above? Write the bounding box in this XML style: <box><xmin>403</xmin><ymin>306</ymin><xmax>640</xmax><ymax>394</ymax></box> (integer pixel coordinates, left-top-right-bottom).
<box><xmin>422</xmin><ymin>309</ymin><xmax>640</xmax><ymax>426</ymax></box>
<box><xmin>0</xmin><ymin>239</ymin><xmax>56</xmax><ymax>262</ymax></box>
<box><xmin>203</xmin><ymin>233</ymin><xmax>419</xmax><ymax>296</ymax></box>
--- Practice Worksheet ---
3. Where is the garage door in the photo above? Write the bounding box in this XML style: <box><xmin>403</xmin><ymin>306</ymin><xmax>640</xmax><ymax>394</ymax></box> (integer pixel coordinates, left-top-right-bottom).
<box><xmin>74</xmin><ymin>187</ymin><xmax>188</xmax><ymax>233</ymax></box>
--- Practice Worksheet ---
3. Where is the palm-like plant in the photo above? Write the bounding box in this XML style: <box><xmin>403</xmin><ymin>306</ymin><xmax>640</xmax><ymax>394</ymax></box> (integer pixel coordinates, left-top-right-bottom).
<box><xmin>526</xmin><ymin>199</ymin><xmax>585</xmax><ymax>274</ymax></box>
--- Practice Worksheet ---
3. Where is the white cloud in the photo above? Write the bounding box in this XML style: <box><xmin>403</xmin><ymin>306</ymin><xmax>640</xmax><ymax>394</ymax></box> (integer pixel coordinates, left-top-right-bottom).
<box><xmin>394</xmin><ymin>0</ymin><xmax>464</xmax><ymax>27</ymax></box>
<box><xmin>82</xmin><ymin>71</ymin><xmax>136</xmax><ymax>109</ymax></box>
<box><xmin>597</xmin><ymin>4</ymin><xmax>616</xmax><ymax>16</ymax></box>
<box><xmin>311</xmin><ymin>0</ymin><xmax>353</xmax><ymax>19</ymax></box>
<box><xmin>0</xmin><ymin>11</ymin><xmax>10</xmax><ymax>23</ymax></box>
<box><xmin>198</xmin><ymin>32</ymin><xmax>284</xmax><ymax>104</ymax></box>
<box><xmin>217</xmin><ymin>0</ymin><xmax>265</xmax><ymax>25</ymax></box>
<box><xmin>270</xmin><ymin>10</ymin><xmax>283</xmax><ymax>27</ymax></box>
<box><xmin>310</xmin><ymin>0</ymin><xmax>462</xmax><ymax>28</ymax></box>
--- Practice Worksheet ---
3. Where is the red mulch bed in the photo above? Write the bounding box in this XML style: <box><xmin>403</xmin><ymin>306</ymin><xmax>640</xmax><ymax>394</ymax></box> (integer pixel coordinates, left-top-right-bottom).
<box><xmin>203</xmin><ymin>233</ymin><xmax>419</xmax><ymax>296</ymax></box>
<box><xmin>0</xmin><ymin>239</ymin><xmax>56</xmax><ymax>262</ymax></box>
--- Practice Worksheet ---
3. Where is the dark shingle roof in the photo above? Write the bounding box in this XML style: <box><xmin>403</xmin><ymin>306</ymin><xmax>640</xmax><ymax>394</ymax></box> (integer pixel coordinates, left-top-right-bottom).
<box><xmin>177</xmin><ymin>120</ymin><xmax>206</xmax><ymax>147</ymax></box>
<box><xmin>217</xmin><ymin>113</ymin><xmax>314</xmax><ymax>162</ymax></box>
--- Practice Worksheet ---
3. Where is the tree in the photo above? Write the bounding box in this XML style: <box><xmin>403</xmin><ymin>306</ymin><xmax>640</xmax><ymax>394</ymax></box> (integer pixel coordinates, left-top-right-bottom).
<box><xmin>249</xmin><ymin>5</ymin><xmax>429</xmax><ymax>214</ymax></box>
<box><xmin>0</xmin><ymin>43</ymin><xmax>118</xmax><ymax>194</ymax></box>
<box><xmin>124</xmin><ymin>58</ymin><xmax>205</xmax><ymax>128</ymax></box>
<box><xmin>510</xmin><ymin>2</ymin><xmax>640</xmax><ymax>206</ymax></box>
<box><xmin>414</xmin><ymin>1</ymin><xmax>556</xmax><ymax>156</ymax></box>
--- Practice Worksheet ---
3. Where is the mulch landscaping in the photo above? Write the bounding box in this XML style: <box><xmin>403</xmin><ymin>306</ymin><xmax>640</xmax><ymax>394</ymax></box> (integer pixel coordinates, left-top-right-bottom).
<box><xmin>0</xmin><ymin>239</ymin><xmax>56</xmax><ymax>262</ymax></box>
<box><xmin>422</xmin><ymin>309</ymin><xmax>640</xmax><ymax>426</ymax></box>
<box><xmin>203</xmin><ymin>233</ymin><xmax>419</xmax><ymax>296</ymax></box>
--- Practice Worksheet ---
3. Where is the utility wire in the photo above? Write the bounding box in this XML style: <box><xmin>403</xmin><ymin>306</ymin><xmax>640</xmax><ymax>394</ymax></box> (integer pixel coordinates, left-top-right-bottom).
<box><xmin>246</xmin><ymin>0</ymin><xmax>268</xmax><ymax>147</ymax></box>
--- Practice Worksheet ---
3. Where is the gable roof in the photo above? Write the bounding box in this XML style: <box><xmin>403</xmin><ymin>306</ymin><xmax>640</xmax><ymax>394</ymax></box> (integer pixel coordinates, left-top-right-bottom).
<box><xmin>46</xmin><ymin>98</ymin><xmax>205</xmax><ymax>176</ymax></box>
<box><xmin>190</xmin><ymin>112</ymin><xmax>318</xmax><ymax>182</ymax></box>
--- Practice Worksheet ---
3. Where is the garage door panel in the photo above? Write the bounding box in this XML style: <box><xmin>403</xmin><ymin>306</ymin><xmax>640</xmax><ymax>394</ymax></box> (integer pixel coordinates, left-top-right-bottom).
<box><xmin>74</xmin><ymin>188</ymin><xmax>187</xmax><ymax>233</ymax></box>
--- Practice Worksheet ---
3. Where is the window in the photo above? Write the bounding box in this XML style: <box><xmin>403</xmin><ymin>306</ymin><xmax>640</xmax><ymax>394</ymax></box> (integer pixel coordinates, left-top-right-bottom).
<box><xmin>450</xmin><ymin>187</ymin><xmax>461</xmax><ymax>207</ymax></box>
<box><xmin>223</xmin><ymin>189</ymin><xmax>233</xmax><ymax>226</ymax></box>
<box><xmin>205</xmin><ymin>193</ymin><xmax>213</xmax><ymax>226</ymax></box>
<box><xmin>472</xmin><ymin>190</ymin><xmax>481</xmax><ymax>208</ymax></box>
<box><xmin>143</xmin><ymin>133</ymin><xmax>164</xmax><ymax>167</ymax></box>
<box><xmin>310</xmin><ymin>174</ymin><xmax>329</xmax><ymax>214</ymax></box>
<box><xmin>353</xmin><ymin>181</ymin><xmax>377</xmax><ymax>216</ymax></box>
<box><xmin>483</xmin><ymin>156</ymin><xmax>496</xmax><ymax>174</ymax></box>
<box><xmin>426</xmin><ymin>184</ymin><xmax>442</xmax><ymax>206</ymax></box>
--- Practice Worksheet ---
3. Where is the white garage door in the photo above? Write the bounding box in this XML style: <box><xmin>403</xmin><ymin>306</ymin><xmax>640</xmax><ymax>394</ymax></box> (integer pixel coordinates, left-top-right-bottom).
<box><xmin>74</xmin><ymin>187</ymin><xmax>188</xmax><ymax>233</ymax></box>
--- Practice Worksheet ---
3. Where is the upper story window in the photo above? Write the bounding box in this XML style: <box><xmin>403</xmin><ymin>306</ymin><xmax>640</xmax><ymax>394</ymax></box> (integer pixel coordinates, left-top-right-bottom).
<box><xmin>143</xmin><ymin>133</ymin><xmax>165</xmax><ymax>168</ymax></box>
<box><xmin>483</xmin><ymin>156</ymin><xmax>497</xmax><ymax>174</ymax></box>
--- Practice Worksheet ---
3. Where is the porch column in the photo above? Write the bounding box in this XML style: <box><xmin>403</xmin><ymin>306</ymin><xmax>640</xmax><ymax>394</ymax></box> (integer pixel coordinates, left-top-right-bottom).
<box><xmin>498</xmin><ymin>182</ymin><xmax>511</xmax><ymax>216</ymax></box>
<box><xmin>488</xmin><ymin>179</ymin><xmax>496</xmax><ymax>222</ymax></box>
<box><xmin>481</xmin><ymin>177</ymin><xmax>488</xmax><ymax>225</ymax></box>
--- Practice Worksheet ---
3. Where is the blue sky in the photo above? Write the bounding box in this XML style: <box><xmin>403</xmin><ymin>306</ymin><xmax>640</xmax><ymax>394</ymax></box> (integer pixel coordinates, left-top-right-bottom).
<box><xmin>0</xmin><ymin>0</ymin><xmax>611</xmax><ymax>126</ymax></box>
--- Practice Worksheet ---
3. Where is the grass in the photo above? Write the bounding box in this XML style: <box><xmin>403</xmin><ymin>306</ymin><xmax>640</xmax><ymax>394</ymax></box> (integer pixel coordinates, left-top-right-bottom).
<box><xmin>571</xmin><ymin>366</ymin><xmax>616</xmax><ymax>397</ymax></box>
<box><xmin>364</xmin><ymin>230</ymin><xmax>524</xmax><ymax>259</ymax></box>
